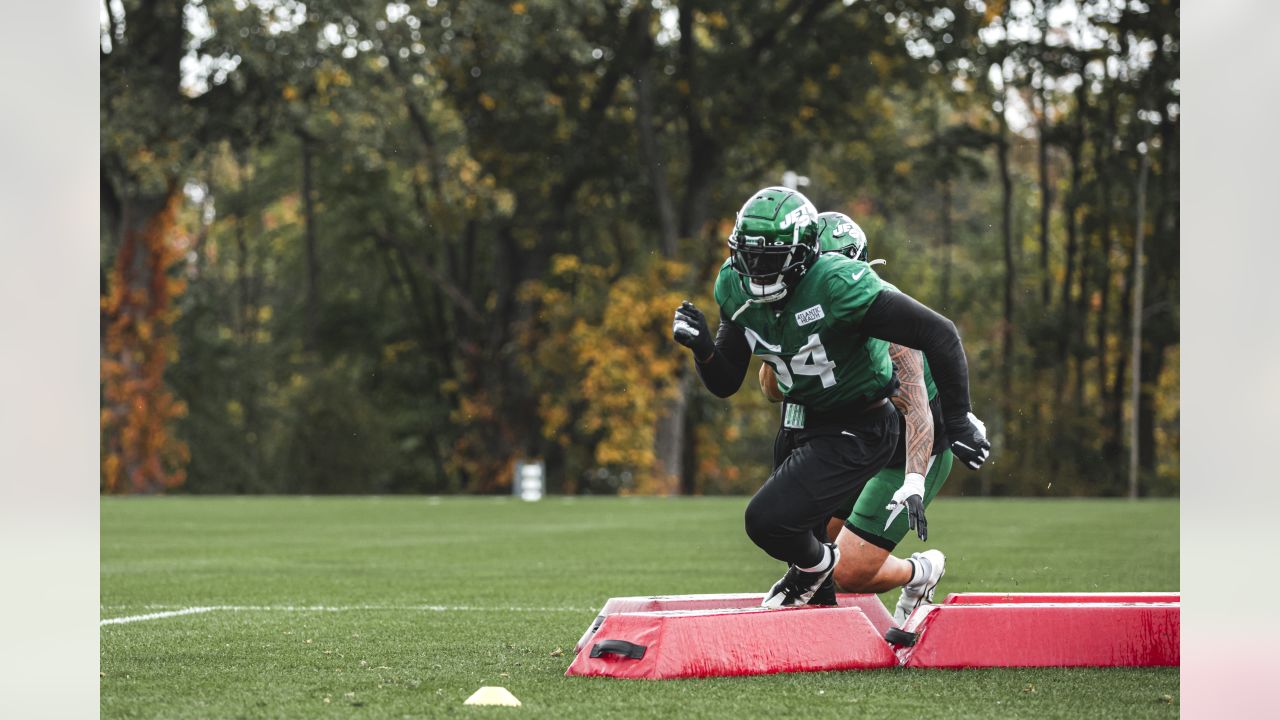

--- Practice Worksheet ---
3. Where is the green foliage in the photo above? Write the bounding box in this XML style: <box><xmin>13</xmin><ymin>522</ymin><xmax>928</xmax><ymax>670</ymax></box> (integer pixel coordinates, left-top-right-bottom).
<box><xmin>102</xmin><ymin>0</ymin><xmax>1179</xmax><ymax>496</ymax></box>
<box><xmin>279</xmin><ymin>361</ymin><xmax>398</xmax><ymax>493</ymax></box>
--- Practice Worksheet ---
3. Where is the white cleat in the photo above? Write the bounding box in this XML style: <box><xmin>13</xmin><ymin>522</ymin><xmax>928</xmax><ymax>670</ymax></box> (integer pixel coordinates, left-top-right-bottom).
<box><xmin>893</xmin><ymin>549</ymin><xmax>946</xmax><ymax>625</ymax></box>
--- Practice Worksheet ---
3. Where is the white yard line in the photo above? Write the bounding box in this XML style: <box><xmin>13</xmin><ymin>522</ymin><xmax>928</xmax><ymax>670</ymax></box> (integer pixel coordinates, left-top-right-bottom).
<box><xmin>100</xmin><ymin>606</ymin><xmax>220</xmax><ymax>625</ymax></box>
<box><xmin>100</xmin><ymin>604</ymin><xmax>590</xmax><ymax>626</ymax></box>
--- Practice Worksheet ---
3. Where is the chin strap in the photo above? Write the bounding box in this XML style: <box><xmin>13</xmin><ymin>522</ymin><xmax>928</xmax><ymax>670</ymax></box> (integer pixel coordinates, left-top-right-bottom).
<box><xmin>869</xmin><ymin>258</ymin><xmax>886</xmax><ymax>267</ymax></box>
<box><xmin>730</xmin><ymin>297</ymin><xmax>760</xmax><ymax>322</ymax></box>
<box><xmin>731</xmin><ymin>282</ymin><xmax>790</xmax><ymax>321</ymax></box>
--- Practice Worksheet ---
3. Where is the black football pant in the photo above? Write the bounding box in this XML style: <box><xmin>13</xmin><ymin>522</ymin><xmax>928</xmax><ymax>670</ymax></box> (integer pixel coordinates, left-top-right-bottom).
<box><xmin>745</xmin><ymin>401</ymin><xmax>900</xmax><ymax>568</ymax></box>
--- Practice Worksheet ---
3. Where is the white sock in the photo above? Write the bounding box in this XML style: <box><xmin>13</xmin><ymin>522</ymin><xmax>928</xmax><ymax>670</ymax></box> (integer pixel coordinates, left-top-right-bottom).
<box><xmin>797</xmin><ymin>544</ymin><xmax>833</xmax><ymax>573</ymax></box>
<box><xmin>906</xmin><ymin>556</ymin><xmax>931</xmax><ymax>589</ymax></box>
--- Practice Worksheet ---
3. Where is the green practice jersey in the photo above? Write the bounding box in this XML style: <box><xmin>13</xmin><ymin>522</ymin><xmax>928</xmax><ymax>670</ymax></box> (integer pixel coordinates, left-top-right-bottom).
<box><xmin>714</xmin><ymin>253</ymin><xmax>895</xmax><ymax>411</ymax></box>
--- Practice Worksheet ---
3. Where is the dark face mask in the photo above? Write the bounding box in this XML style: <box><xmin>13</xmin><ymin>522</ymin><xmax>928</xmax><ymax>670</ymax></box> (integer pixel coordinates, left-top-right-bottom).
<box><xmin>732</xmin><ymin>240</ymin><xmax>796</xmax><ymax>286</ymax></box>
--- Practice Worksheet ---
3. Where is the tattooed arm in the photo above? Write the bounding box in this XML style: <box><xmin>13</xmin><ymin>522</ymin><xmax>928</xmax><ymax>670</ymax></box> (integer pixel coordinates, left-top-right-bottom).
<box><xmin>885</xmin><ymin>342</ymin><xmax>933</xmax><ymax>541</ymax></box>
<box><xmin>890</xmin><ymin>343</ymin><xmax>934</xmax><ymax>479</ymax></box>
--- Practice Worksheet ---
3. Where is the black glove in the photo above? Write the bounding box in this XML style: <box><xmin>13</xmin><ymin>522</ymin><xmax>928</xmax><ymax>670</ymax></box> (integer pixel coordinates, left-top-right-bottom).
<box><xmin>672</xmin><ymin>301</ymin><xmax>714</xmax><ymax>361</ymax></box>
<box><xmin>904</xmin><ymin>495</ymin><xmax>927</xmax><ymax>541</ymax></box>
<box><xmin>946</xmin><ymin>411</ymin><xmax>992</xmax><ymax>470</ymax></box>
<box><xmin>886</xmin><ymin>472</ymin><xmax>928</xmax><ymax>541</ymax></box>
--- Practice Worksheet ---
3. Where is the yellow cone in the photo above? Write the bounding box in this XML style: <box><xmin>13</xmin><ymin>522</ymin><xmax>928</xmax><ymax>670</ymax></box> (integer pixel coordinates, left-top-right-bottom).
<box><xmin>463</xmin><ymin>686</ymin><xmax>522</xmax><ymax>707</ymax></box>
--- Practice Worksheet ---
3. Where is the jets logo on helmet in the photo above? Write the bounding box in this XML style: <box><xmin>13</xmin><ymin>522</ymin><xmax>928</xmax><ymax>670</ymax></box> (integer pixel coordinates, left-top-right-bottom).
<box><xmin>727</xmin><ymin>187</ymin><xmax>820</xmax><ymax>303</ymax></box>
<box><xmin>779</xmin><ymin>206</ymin><xmax>815</xmax><ymax>230</ymax></box>
<box><xmin>815</xmin><ymin>211</ymin><xmax>869</xmax><ymax>263</ymax></box>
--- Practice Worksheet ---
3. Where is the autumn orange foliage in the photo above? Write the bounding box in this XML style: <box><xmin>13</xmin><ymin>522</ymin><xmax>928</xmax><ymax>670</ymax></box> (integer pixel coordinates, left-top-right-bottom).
<box><xmin>101</xmin><ymin>190</ymin><xmax>191</xmax><ymax>493</ymax></box>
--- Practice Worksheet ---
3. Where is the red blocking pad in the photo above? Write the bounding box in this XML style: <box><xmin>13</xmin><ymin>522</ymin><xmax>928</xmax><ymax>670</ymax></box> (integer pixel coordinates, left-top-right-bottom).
<box><xmin>566</xmin><ymin>606</ymin><xmax>898</xmax><ymax>679</ymax></box>
<box><xmin>944</xmin><ymin>592</ymin><xmax>1180</xmax><ymax>605</ymax></box>
<box><xmin>574</xmin><ymin>593</ymin><xmax>895</xmax><ymax>653</ymax></box>
<box><xmin>898</xmin><ymin>602</ymin><xmax>1180</xmax><ymax>668</ymax></box>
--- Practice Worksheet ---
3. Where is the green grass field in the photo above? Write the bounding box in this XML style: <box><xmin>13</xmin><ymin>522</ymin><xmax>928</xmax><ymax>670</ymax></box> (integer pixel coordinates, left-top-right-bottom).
<box><xmin>101</xmin><ymin>497</ymin><xmax>1179</xmax><ymax>719</ymax></box>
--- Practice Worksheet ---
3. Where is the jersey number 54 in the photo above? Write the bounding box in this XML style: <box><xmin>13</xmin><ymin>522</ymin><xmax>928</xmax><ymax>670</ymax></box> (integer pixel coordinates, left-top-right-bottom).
<box><xmin>756</xmin><ymin>333</ymin><xmax>836</xmax><ymax>391</ymax></box>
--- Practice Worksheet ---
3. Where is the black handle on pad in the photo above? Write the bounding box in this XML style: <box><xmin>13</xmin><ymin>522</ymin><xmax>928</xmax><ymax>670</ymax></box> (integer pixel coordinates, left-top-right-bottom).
<box><xmin>884</xmin><ymin>627</ymin><xmax>918</xmax><ymax>647</ymax></box>
<box><xmin>589</xmin><ymin>639</ymin><xmax>647</xmax><ymax>660</ymax></box>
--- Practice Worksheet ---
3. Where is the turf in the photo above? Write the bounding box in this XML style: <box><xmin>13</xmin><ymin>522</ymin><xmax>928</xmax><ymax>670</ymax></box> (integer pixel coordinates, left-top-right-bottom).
<box><xmin>101</xmin><ymin>496</ymin><xmax>1179</xmax><ymax>719</ymax></box>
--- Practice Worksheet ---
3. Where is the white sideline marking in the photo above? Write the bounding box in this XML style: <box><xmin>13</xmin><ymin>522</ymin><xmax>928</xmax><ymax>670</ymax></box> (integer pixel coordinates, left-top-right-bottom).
<box><xmin>101</xmin><ymin>604</ymin><xmax>589</xmax><ymax>626</ymax></box>
<box><xmin>100</xmin><ymin>607</ymin><xmax>219</xmax><ymax>625</ymax></box>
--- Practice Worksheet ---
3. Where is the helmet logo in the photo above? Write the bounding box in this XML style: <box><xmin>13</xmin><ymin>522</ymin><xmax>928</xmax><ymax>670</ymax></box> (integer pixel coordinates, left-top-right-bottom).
<box><xmin>833</xmin><ymin>222</ymin><xmax>857</xmax><ymax>237</ymax></box>
<box><xmin>779</xmin><ymin>205</ymin><xmax>815</xmax><ymax>230</ymax></box>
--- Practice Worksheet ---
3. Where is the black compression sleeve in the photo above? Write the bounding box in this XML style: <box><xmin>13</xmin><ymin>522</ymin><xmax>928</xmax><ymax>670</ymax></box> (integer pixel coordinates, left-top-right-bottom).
<box><xmin>860</xmin><ymin>291</ymin><xmax>972</xmax><ymax>418</ymax></box>
<box><xmin>694</xmin><ymin>311</ymin><xmax>751</xmax><ymax>398</ymax></box>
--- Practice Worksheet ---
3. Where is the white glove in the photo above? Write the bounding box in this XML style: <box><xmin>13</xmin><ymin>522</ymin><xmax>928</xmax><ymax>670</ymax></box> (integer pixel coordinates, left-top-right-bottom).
<box><xmin>885</xmin><ymin>472</ymin><xmax>928</xmax><ymax>541</ymax></box>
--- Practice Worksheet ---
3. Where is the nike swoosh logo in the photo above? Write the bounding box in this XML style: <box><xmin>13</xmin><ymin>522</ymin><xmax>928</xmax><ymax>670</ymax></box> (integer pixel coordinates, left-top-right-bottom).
<box><xmin>851</xmin><ymin>268</ymin><xmax>867</xmax><ymax>282</ymax></box>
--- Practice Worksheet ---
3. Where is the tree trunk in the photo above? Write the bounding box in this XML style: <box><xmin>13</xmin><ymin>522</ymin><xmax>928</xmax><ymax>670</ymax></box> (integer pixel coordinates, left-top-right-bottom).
<box><xmin>1101</xmin><ymin>22</ymin><xmax>1132</xmax><ymax>481</ymax></box>
<box><xmin>650</xmin><ymin>2</ymin><xmax>723</xmax><ymax>495</ymax></box>
<box><xmin>300</xmin><ymin>131</ymin><xmax>321</xmax><ymax>351</ymax></box>
<box><xmin>1139</xmin><ymin>107</ymin><xmax>1179</xmax><ymax>478</ymax></box>
<box><xmin>1056</xmin><ymin>80</ymin><xmax>1085</xmax><ymax>407</ymax></box>
<box><xmin>1127</xmin><ymin>143</ymin><xmax>1151</xmax><ymax>498</ymax></box>
<box><xmin>1037</xmin><ymin>77</ymin><xmax>1053</xmax><ymax>309</ymax></box>
<box><xmin>940</xmin><ymin>178</ymin><xmax>953</xmax><ymax>312</ymax></box>
<box><xmin>656</xmin><ymin>374</ymin><xmax>694</xmax><ymax>495</ymax></box>
<box><xmin>1095</xmin><ymin>99</ymin><xmax>1116</xmax><ymax>440</ymax></box>
<box><xmin>1070</xmin><ymin>78</ymin><xmax>1090</xmax><ymax>411</ymax></box>
<box><xmin>1107</xmin><ymin>246</ymin><xmax>1131</xmax><ymax>484</ymax></box>
<box><xmin>995</xmin><ymin>80</ymin><xmax>1015</xmax><ymax>498</ymax></box>
<box><xmin>634</xmin><ymin>57</ymin><xmax>678</xmax><ymax>258</ymax></box>
<box><xmin>680</xmin><ymin>391</ymin><xmax>701</xmax><ymax>496</ymax></box>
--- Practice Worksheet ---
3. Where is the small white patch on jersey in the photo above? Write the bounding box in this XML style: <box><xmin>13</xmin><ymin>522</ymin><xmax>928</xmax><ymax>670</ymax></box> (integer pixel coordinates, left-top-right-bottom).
<box><xmin>794</xmin><ymin>304</ymin><xmax>825</xmax><ymax>327</ymax></box>
<box><xmin>850</xmin><ymin>268</ymin><xmax>868</xmax><ymax>282</ymax></box>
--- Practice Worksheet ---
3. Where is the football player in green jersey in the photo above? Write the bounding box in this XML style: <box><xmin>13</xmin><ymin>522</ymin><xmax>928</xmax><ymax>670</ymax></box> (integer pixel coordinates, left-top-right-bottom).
<box><xmin>672</xmin><ymin>187</ymin><xmax>990</xmax><ymax>608</ymax></box>
<box><xmin>783</xmin><ymin>211</ymin><xmax>979</xmax><ymax>622</ymax></box>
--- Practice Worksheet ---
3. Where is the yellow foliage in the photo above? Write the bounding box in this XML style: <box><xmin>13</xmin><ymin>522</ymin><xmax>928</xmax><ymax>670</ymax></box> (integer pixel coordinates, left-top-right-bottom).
<box><xmin>226</xmin><ymin>400</ymin><xmax>244</xmax><ymax>423</ymax></box>
<box><xmin>692</xmin><ymin>22</ymin><xmax>715</xmax><ymax>49</ymax></box>
<box><xmin>317</xmin><ymin>66</ymin><xmax>352</xmax><ymax>93</ymax></box>
<box><xmin>1153</xmin><ymin>345</ymin><xmax>1180</xmax><ymax>489</ymax></box>
<box><xmin>382</xmin><ymin>339</ymin><xmax>416</xmax><ymax>363</ymax></box>
<box><xmin>868</xmin><ymin>51</ymin><xmax>890</xmax><ymax>79</ymax></box>
<box><xmin>519</xmin><ymin>257</ymin><xmax>702</xmax><ymax>491</ymax></box>
<box><xmin>551</xmin><ymin>254</ymin><xmax>581</xmax><ymax>274</ymax></box>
